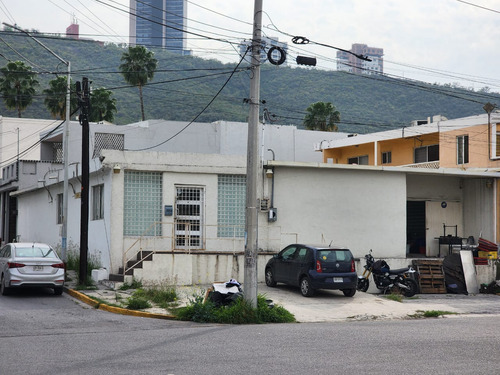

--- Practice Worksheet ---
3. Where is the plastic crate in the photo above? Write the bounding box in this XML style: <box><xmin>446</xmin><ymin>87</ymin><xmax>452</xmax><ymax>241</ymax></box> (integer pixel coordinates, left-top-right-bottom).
<box><xmin>477</xmin><ymin>251</ymin><xmax>498</xmax><ymax>259</ymax></box>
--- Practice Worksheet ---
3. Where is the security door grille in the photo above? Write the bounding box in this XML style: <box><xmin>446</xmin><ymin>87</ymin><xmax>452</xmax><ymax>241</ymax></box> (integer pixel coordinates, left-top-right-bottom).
<box><xmin>175</xmin><ymin>187</ymin><xmax>204</xmax><ymax>249</ymax></box>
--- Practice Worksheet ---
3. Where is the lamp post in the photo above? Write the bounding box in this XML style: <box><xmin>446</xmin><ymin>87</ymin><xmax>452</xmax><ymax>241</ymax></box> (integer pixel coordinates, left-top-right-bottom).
<box><xmin>3</xmin><ymin>23</ymin><xmax>70</xmax><ymax>262</ymax></box>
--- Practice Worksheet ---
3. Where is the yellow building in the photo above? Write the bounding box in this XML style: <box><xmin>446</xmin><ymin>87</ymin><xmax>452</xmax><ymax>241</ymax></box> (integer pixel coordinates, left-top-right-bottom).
<box><xmin>316</xmin><ymin>114</ymin><xmax>500</xmax><ymax>170</ymax></box>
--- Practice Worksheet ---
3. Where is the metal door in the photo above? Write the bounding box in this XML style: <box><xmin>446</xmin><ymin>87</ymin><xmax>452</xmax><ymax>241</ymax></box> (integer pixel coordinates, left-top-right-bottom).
<box><xmin>174</xmin><ymin>186</ymin><xmax>204</xmax><ymax>250</ymax></box>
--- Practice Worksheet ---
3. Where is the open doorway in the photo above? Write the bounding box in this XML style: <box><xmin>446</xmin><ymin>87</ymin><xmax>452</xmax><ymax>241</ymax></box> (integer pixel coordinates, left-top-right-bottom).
<box><xmin>407</xmin><ymin>201</ymin><xmax>426</xmax><ymax>256</ymax></box>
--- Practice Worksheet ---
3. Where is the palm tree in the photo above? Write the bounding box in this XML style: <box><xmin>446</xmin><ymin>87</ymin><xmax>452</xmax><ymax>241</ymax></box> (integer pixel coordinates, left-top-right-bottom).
<box><xmin>119</xmin><ymin>45</ymin><xmax>158</xmax><ymax>121</ymax></box>
<box><xmin>89</xmin><ymin>88</ymin><xmax>117</xmax><ymax>123</ymax></box>
<box><xmin>0</xmin><ymin>61</ymin><xmax>39</xmax><ymax>118</ymax></box>
<box><xmin>303</xmin><ymin>102</ymin><xmax>341</xmax><ymax>132</ymax></box>
<box><xmin>43</xmin><ymin>76</ymin><xmax>78</xmax><ymax>120</ymax></box>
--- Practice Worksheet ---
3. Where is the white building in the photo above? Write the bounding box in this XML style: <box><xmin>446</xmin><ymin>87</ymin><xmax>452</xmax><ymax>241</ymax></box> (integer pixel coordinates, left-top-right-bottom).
<box><xmin>1</xmin><ymin>117</ymin><xmax>498</xmax><ymax>286</ymax></box>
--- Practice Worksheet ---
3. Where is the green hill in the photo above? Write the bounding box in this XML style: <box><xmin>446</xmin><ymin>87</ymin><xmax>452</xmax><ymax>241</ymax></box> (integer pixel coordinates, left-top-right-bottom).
<box><xmin>1</xmin><ymin>31</ymin><xmax>498</xmax><ymax>134</ymax></box>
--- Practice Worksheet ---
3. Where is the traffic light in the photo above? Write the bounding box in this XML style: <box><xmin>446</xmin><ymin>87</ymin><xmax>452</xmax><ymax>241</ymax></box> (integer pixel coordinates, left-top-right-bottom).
<box><xmin>296</xmin><ymin>56</ymin><xmax>317</xmax><ymax>66</ymax></box>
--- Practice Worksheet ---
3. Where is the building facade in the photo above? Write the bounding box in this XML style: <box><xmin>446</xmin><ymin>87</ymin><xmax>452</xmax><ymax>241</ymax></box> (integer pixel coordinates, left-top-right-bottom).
<box><xmin>337</xmin><ymin>43</ymin><xmax>383</xmax><ymax>75</ymax></box>
<box><xmin>315</xmin><ymin>113</ymin><xmax>500</xmax><ymax>170</ymax></box>
<box><xmin>129</xmin><ymin>0</ymin><xmax>189</xmax><ymax>54</ymax></box>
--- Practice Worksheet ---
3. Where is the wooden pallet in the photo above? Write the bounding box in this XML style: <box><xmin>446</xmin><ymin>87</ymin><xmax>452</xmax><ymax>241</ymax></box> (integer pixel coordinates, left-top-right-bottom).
<box><xmin>412</xmin><ymin>259</ymin><xmax>446</xmax><ymax>294</ymax></box>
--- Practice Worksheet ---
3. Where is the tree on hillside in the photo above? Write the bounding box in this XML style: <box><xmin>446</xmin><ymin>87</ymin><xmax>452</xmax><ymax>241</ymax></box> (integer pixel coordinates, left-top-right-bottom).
<box><xmin>303</xmin><ymin>102</ymin><xmax>341</xmax><ymax>132</ymax></box>
<box><xmin>119</xmin><ymin>45</ymin><xmax>158</xmax><ymax>121</ymax></box>
<box><xmin>43</xmin><ymin>76</ymin><xmax>78</xmax><ymax>120</ymax></box>
<box><xmin>0</xmin><ymin>61</ymin><xmax>39</xmax><ymax>118</ymax></box>
<box><xmin>89</xmin><ymin>88</ymin><xmax>117</xmax><ymax>123</ymax></box>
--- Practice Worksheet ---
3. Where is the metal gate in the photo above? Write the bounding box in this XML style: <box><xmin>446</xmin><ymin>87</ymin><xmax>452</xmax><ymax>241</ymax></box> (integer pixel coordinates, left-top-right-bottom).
<box><xmin>174</xmin><ymin>186</ymin><xmax>204</xmax><ymax>249</ymax></box>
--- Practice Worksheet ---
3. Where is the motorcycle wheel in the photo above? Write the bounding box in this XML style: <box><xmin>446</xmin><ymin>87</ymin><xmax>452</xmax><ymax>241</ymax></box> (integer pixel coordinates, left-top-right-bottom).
<box><xmin>400</xmin><ymin>278</ymin><xmax>418</xmax><ymax>297</ymax></box>
<box><xmin>357</xmin><ymin>277</ymin><xmax>369</xmax><ymax>292</ymax></box>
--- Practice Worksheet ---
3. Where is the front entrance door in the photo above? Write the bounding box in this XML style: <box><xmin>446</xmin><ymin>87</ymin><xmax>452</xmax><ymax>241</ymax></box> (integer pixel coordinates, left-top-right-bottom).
<box><xmin>174</xmin><ymin>186</ymin><xmax>204</xmax><ymax>250</ymax></box>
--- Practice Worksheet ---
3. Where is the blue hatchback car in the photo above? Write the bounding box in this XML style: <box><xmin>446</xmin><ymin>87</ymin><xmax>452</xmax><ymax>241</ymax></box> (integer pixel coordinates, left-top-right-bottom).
<box><xmin>265</xmin><ymin>244</ymin><xmax>357</xmax><ymax>297</ymax></box>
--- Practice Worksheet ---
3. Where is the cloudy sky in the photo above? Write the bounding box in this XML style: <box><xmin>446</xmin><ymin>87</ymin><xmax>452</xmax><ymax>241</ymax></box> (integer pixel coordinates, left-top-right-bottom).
<box><xmin>1</xmin><ymin>0</ymin><xmax>499</xmax><ymax>90</ymax></box>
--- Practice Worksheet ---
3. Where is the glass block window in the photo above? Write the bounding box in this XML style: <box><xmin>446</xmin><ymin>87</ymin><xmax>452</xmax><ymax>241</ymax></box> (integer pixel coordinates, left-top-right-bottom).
<box><xmin>218</xmin><ymin>175</ymin><xmax>246</xmax><ymax>237</ymax></box>
<box><xmin>123</xmin><ymin>171</ymin><xmax>162</xmax><ymax>236</ymax></box>
<box><xmin>93</xmin><ymin>133</ymin><xmax>124</xmax><ymax>158</ymax></box>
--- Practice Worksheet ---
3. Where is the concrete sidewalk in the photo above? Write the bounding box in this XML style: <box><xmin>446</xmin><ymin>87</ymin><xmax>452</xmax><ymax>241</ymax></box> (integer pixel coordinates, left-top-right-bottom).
<box><xmin>64</xmin><ymin>274</ymin><xmax>500</xmax><ymax>322</ymax></box>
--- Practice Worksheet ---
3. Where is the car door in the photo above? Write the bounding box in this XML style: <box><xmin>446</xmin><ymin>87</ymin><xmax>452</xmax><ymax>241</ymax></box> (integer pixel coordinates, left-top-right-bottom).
<box><xmin>0</xmin><ymin>245</ymin><xmax>10</xmax><ymax>275</ymax></box>
<box><xmin>274</xmin><ymin>245</ymin><xmax>299</xmax><ymax>283</ymax></box>
<box><xmin>288</xmin><ymin>246</ymin><xmax>311</xmax><ymax>286</ymax></box>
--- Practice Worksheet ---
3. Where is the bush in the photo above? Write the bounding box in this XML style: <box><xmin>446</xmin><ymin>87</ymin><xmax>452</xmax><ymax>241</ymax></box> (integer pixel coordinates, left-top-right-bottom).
<box><xmin>126</xmin><ymin>295</ymin><xmax>152</xmax><ymax>310</ymax></box>
<box><xmin>175</xmin><ymin>294</ymin><xmax>295</xmax><ymax>324</ymax></box>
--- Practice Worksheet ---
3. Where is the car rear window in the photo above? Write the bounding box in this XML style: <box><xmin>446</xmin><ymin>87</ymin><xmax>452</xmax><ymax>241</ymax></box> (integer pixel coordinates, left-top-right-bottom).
<box><xmin>15</xmin><ymin>247</ymin><xmax>57</xmax><ymax>258</ymax></box>
<box><xmin>317</xmin><ymin>249</ymin><xmax>352</xmax><ymax>262</ymax></box>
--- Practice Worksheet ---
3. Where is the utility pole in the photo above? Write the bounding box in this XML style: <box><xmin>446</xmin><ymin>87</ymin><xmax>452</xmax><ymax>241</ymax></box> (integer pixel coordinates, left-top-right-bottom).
<box><xmin>76</xmin><ymin>77</ymin><xmax>90</xmax><ymax>284</ymax></box>
<box><xmin>244</xmin><ymin>0</ymin><xmax>263</xmax><ymax>308</ymax></box>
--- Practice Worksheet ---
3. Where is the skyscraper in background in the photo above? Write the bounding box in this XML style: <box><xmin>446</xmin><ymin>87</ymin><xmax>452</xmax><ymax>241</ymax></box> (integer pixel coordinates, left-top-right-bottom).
<box><xmin>129</xmin><ymin>0</ymin><xmax>189</xmax><ymax>55</ymax></box>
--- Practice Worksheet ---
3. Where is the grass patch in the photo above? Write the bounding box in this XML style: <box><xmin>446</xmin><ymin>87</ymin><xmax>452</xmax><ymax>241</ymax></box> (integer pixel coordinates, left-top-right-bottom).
<box><xmin>408</xmin><ymin>310</ymin><xmax>458</xmax><ymax>319</ymax></box>
<box><xmin>174</xmin><ymin>293</ymin><xmax>295</xmax><ymax>324</ymax></box>
<box><xmin>131</xmin><ymin>285</ymin><xmax>178</xmax><ymax>308</ymax></box>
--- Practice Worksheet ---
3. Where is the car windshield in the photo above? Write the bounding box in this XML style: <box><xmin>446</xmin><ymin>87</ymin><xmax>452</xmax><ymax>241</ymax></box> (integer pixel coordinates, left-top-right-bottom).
<box><xmin>15</xmin><ymin>247</ymin><xmax>57</xmax><ymax>258</ymax></box>
<box><xmin>317</xmin><ymin>249</ymin><xmax>351</xmax><ymax>262</ymax></box>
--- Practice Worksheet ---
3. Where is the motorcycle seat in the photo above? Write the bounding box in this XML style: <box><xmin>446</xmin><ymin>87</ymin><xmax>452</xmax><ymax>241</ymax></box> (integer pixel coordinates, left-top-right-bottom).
<box><xmin>388</xmin><ymin>267</ymin><xmax>410</xmax><ymax>275</ymax></box>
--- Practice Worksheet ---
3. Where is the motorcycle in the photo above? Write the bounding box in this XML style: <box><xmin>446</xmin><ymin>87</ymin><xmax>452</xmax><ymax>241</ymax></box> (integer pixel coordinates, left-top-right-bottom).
<box><xmin>357</xmin><ymin>250</ymin><xmax>418</xmax><ymax>297</ymax></box>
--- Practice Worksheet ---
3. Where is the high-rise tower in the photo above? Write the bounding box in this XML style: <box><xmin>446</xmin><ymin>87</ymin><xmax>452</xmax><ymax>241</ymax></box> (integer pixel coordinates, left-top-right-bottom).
<box><xmin>129</xmin><ymin>0</ymin><xmax>188</xmax><ymax>54</ymax></box>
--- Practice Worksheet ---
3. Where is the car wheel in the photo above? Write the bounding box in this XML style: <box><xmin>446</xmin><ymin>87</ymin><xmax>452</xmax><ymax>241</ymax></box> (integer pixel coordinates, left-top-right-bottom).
<box><xmin>1</xmin><ymin>275</ymin><xmax>10</xmax><ymax>296</ymax></box>
<box><xmin>300</xmin><ymin>277</ymin><xmax>315</xmax><ymax>297</ymax></box>
<box><xmin>53</xmin><ymin>286</ymin><xmax>63</xmax><ymax>296</ymax></box>
<box><xmin>265</xmin><ymin>268</ymin><xmax>277</xmax><ymax>287</ymax></box>
<box><xmin>342</xmin><ymin>288</ymin><xmax>356</xmax><ymax>297</ymax></box>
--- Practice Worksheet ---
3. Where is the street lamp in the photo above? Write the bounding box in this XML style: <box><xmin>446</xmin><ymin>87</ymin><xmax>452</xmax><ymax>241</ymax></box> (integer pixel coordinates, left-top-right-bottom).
<box><xmin>3</xmin><ymin>23</ymin><xmax>70</xmax><ymax>262</ymax></box>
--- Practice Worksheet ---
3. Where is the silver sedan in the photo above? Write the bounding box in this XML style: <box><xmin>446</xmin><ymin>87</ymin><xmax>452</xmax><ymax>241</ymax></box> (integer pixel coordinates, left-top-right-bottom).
<box><xmin>0</xmin><ymin>243</ymin><xmax>65</xmax><ymax>295</ymax></box>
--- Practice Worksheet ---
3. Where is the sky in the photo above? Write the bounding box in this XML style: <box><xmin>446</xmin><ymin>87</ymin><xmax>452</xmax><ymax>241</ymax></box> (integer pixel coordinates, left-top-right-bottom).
<box><xmin>1</xmin><ymin>0</ymin><xmax>500</xmax><ymax>91</ymax></box>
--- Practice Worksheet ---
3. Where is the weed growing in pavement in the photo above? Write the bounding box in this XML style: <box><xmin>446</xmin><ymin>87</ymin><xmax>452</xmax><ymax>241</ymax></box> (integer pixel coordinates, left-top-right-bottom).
<box><xmin>384</xmin><ymin>293</ymin><xmax>403</xmax><ymax>303</ymax></box>
<box><xmin>408</xmin><ymin>310</ymin><xmax>458</xmax><ymax>319</ymax></box>
<box><xmin>126</xmin><ymin>295</ymin><xmax>152</xmax><ymax>310</ymax></box>
<box><xmin>74</xmin><ymin>276</ymin><xmax>97</xmax><ymax>290</ymax></box>
<box><xmin>119</xmin><ymin>278</ymin><xmax>143</xmax><ymax>290</ymax></box>
<box><xmin>174</xmin><ymin>293</ymin><xmax>295</xmax><ymax>324</ymax></box>
<box><xmin>56</xmin><ymin>241</ymin><xmax>102</xmax><ymax>278</ymax></box>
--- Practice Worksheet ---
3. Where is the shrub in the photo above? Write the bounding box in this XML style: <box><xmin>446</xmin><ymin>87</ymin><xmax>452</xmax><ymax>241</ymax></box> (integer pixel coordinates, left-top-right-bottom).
<box><xmin>175</xmin><ymin>293</ymin><xmax>295</xmax><ymax>324</ymax></box>
<box><xmin>126</xmin><ymin>295</ymin><xmax>152</xmax><ymax>310</ymax></box>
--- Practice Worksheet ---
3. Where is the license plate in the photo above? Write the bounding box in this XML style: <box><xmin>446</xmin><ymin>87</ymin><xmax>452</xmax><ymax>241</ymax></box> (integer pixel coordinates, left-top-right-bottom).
<box><xmin>33</xmin><ymin>265</ymin><xmax>44</xmax><ymax>271</ymax></box>
<box><xmin>333</xmin><ymin>277</ymin><xmax>343</xmax><ymax>283</ymax></box>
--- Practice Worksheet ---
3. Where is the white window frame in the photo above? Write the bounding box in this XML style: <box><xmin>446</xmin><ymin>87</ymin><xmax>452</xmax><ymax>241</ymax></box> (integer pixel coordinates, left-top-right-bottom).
<box><xmin>92</xmin><ymin>184</ymin><xmax>104</xmax><ymax>221</ymax></box>
<box><xmin>457</xmin><ymin>135</ymin><xmax>469</xmax><ymax>165</ymax></box>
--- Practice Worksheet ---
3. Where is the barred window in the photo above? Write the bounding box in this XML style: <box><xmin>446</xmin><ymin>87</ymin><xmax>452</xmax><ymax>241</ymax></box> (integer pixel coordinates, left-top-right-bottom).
<box><xmin>93</xmin><ymin>133</ymin><xmax>124</xmax><ymax>158</ymax></box>
<box><xmin>123</xmin><ymin>171</ymin><xmax>162</xmax><ymax>236</ymax></box>
<box><xmin>218</xmin><ymin>175</ymin><xmax>246</xmax><ymax>237</ymax></box>
<box><xmin>53</xmin><ymin>142</ymin><xmax>63</xmax><ymax>162</ymax></box>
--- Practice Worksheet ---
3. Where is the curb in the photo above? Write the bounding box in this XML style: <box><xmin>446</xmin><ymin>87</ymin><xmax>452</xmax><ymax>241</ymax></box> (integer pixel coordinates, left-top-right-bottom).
<box><xmin>64</xmin><ymin>287</ymin><xmax>177</xmax><ymax>320</ymax></box>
